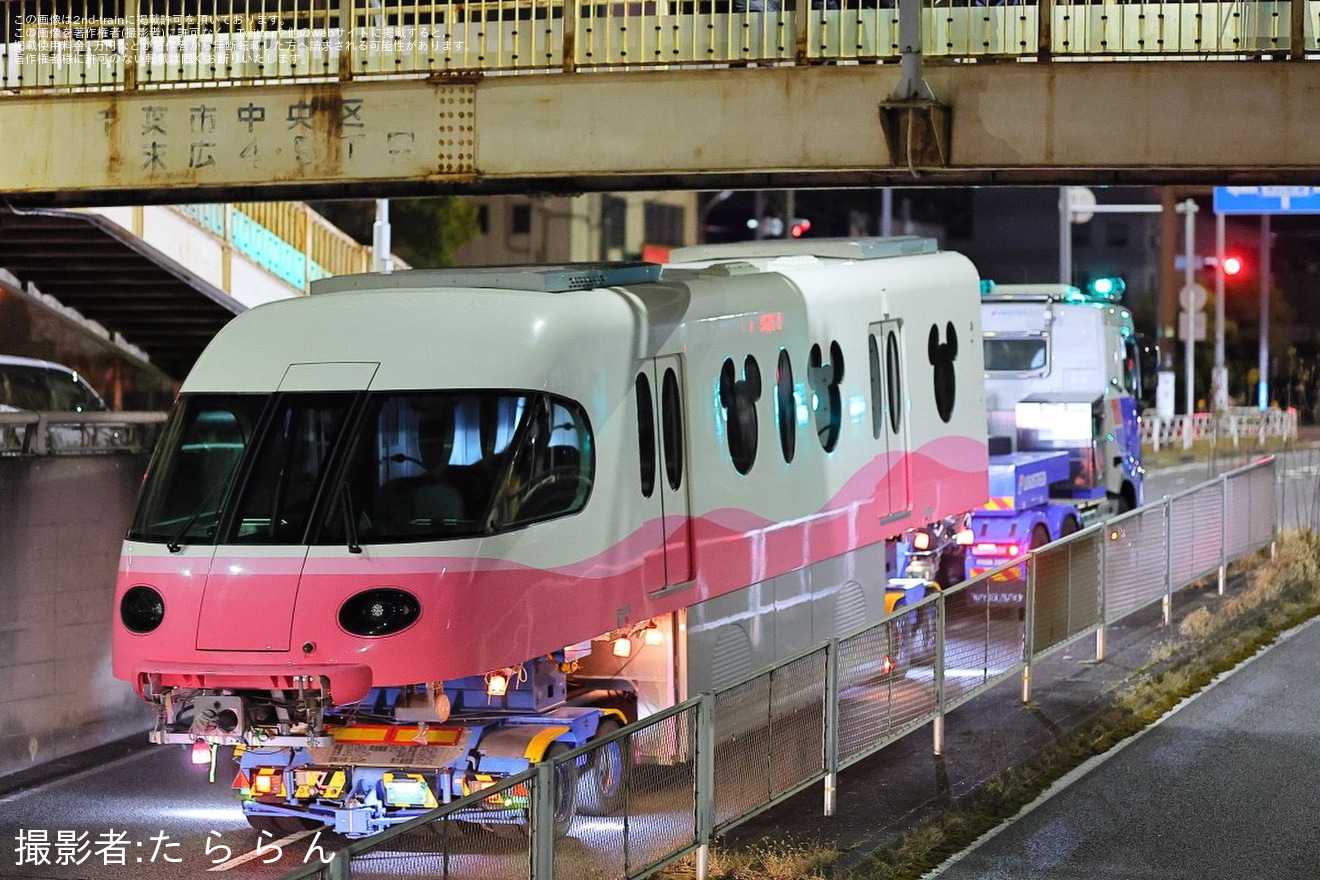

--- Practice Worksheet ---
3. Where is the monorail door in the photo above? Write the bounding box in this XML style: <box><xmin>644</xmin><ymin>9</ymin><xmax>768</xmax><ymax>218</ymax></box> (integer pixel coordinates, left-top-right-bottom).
<box><xmin>654</xmin><ymin>355</ymin><xmax>693</xmax><ymax>587</ymax></box>
<box><xmin>869</xmin><ymin>320</ymin><xmax>911</xmax><ymax>517</ymax></box>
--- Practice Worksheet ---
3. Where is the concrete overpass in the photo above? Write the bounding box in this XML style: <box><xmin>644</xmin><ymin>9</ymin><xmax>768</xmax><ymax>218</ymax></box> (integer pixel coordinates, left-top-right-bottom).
<box><xmin>0</xmin><ymin>0</ymin><xmax>1317</xmax><ymax>205</ymax></box>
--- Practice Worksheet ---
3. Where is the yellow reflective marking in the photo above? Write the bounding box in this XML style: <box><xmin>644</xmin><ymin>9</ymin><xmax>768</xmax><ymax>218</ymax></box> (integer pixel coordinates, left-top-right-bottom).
<box><xmin>332</xmin><ymin>727</ymin><xmax>391</xmax><ymax>743</ymax></box>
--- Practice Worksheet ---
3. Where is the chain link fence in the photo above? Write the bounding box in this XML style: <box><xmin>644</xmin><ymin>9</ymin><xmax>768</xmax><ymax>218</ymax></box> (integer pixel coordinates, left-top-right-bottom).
<box><xmin>276</xmin><ymin>456</ymin><xmax>1276</xmax><ymax>880</ymax></box>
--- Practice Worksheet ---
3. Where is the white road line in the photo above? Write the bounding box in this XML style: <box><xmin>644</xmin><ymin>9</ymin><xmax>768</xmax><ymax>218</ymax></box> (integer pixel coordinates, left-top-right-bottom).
<box><xmin>923</xmin><ymin>614</ymin><xmax>1320</xmax><ymax>878</ymax></box>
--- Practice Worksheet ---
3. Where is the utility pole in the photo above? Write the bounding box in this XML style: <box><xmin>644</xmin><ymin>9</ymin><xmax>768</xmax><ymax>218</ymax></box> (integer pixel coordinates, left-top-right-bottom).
<box><xmin>1177</xmin><ymin>198</ymin><xmax>1199</xmax><ymax>415</ymax></box>
<box><xmin>1259</xmin><ymin>215</ymin><xmax>1272</xmax><ymax>410</ymax></box>
<box><xmin>1213</xmin><ymin>213</ymin><xmax>1227</xmax><ymax>411</ymax></box>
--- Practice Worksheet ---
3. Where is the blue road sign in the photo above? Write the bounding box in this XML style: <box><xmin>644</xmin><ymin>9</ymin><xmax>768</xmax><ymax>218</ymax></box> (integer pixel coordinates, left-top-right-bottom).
<box><xmin>1213</xmin><ymin>186</ymin><xmax>1320</xmax><ymax>214</ymax></box>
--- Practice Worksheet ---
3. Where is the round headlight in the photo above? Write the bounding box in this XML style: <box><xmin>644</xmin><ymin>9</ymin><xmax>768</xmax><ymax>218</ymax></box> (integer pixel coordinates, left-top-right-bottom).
<box><xmin>338</xmin><ymin>588</ymin><xmax>421</xmax><ymax>637</ymax></box>
<box><xmin>121</xmin><ymin>586</ymin><xmax>165</xmax><ymax>634</ymax></box>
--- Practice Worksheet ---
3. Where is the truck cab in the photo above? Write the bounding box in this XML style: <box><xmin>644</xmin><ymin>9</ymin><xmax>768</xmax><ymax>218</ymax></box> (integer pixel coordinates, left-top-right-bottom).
<box><xmin>981</xmin><ymin>282</ymin><xmax>1145</xmax><ymax>514</ymax></box>
<box><xmin>964</xmin><ymin>282</ymin><xmax>1148</xmax><ymax>605</ymax></box>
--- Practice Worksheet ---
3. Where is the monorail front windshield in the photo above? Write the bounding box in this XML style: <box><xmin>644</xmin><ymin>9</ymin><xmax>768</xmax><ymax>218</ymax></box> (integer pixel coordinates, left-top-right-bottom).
<box><xmin>129</xmin><ymin>390</ymin><xmax>594</xmax><ymax>547</ymax></box>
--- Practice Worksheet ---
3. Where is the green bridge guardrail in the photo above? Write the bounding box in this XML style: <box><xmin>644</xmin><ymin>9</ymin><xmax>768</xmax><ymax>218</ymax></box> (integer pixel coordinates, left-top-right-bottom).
<box><xmin>1</xmin><ymin>0</ymin><xmax>1314</xmax><ymax>93</ymax></box>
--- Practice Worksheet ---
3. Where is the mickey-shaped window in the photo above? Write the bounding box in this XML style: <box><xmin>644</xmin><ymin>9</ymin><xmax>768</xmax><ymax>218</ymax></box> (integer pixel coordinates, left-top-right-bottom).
<box><xmin>929</xmin><ymin>322</ymin><xmax>958</xmax><ymax>424</ymax></box>
<box><xmin>776</xmin><ymin>349</ymin><xmax>796</xmax><ymax>464</ymax></box>
<box><xmin>809</xmin><ymin>341</ymin><xmax>844</xmax><ymax>452</ymax></box>
<box><xmin>719</xmin><ymin>355</ymin><xmax>761</xmax><ymax>475</ymax></box>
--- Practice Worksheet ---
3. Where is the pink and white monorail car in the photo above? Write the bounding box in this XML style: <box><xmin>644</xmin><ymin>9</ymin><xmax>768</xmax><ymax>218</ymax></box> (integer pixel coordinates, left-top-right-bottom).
<box><xmin>113</xmin><ymin>236</ymin><xmax>988</xmax><ymax>741</ymax></box>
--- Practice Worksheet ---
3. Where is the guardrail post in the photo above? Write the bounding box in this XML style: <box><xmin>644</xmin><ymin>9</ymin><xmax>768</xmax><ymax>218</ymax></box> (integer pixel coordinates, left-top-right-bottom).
<box><xmin>694</xmin><ymin>691</ymin><xmax>716</xmax><ymax>880</ymax></box>
<box><xmin>530</xmin><ymin>760</ymin><xmax>555</xmax><ymax>880</ymax></box>
<box><xmin>1162</xmin><ymin>495</ymin><xmax>1173</xmax><ymax>627</ymax></box>
<box><xmin>1035</xmin><ymin>0</ymin><xmax>1052</xmax><ymax>61</ymax></box>
<box><xmin>1292</xmin><ymin>0</ymin><xmax>1306</xmax><ymax>60</ymax></box>
<box><xmin>1096</xmin><ymin>523</ymin><xmax>1107</xmax><ymax>662</ymax></box>
<box><xmin>326</xmin><ymin>850</ymin><xmax>352</xmax><ymax>880</ymax></box>
<box><xmin>338</xmin><ymin>0</ymin><xmax>357</xmax><ymax>79</ymax></box>
<box><xmin>933</xmin><ymin>591</ymin><xmax>946</xmax><ymax>755</ymax></box>
<box><xmin>1218</xmin><ymin>472</ymin><xmax>1228</xmax><ymax>595</ymax></box>
<box><xmin>794</xmin><ymin>0</ymin><xmax>810</xmax><ymax>62</ymax></box>
<box><xmin>302</xmin><ymin>203</ymin><xmax>314</xmax><ymax>294</ymax></box>
<box><xmin>822</xmin><ymin>638</ymin><xmax>840</xmax><ymax>816</ymax></box>
<box><xmin>1021</xmin><ymin>557</ymin><xmax>1035</xmax><ymax>703</ymax></box>
<box><xmin>1270</xmin><ymin>458</ymin><xmax>1279</xmax><ymax>559</ymax></box>
<box><xmin>562</xmin><ymin>0</ymin><xmax>578</xmax><ymax>73</ymax></box>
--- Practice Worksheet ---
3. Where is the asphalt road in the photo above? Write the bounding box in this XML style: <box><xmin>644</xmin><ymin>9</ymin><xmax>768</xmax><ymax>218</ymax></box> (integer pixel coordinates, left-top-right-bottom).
<box><xmin>0</xmin><ymin>744</ymin><xmax>335</xmax><ymax>880</ymax></box>
<box><xmin>930</xmin><ymin>614</ymin><xmax>1320</xmax><ymax>879</ymax></box>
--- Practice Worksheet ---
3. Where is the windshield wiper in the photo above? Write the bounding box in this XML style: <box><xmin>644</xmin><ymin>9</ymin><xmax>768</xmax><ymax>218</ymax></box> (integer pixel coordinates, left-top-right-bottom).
<box><xmin>339</xmin><ymin>480</ymin><xmax>363</xmax><ymax>554</ymax></box>
<box><xmin>166</xmin><ymin>480</ymin><xmax>229</xmax><ymax>553</ymax></box>
<box><xmin>165</xmin><ymin>457</ymin><xmax>244</xmax><ymax>553</ymax></box>
<box><xmin>479</xmin><ymin>395</ymin><xmax>542</xmax><ymax>535</ymax></box>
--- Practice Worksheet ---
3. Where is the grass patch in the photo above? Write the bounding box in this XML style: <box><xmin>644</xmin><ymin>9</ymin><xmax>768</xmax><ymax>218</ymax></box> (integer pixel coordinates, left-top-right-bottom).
<box><xmin>670</xmin><ymin>530</ymin><xmax>1320</xmax><ymax>880</ymax></box>
<box><xmin>664</xmin><ymin>836</ymin><xmax>839</xmax><ymax>880</ymax></box>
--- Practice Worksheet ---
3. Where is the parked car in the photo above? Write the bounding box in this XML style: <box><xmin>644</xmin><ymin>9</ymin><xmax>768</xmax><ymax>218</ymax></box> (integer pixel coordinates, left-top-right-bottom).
<box><xmin>0</xmin><ymin>355</ymin><xmax>107</xmax><ymax>413</ymax></box>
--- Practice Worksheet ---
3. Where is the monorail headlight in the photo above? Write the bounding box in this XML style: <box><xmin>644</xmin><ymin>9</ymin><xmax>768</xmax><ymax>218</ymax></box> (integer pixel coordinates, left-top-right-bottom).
<box><xmin>120</xmin><ymin>585</ymin><xmax>165</xmax><ymax>634</ymax></box>
<box><xmin>338</xmin><ymin>588</ymin><xmax>421</xmax><ymax>637</ymax></box>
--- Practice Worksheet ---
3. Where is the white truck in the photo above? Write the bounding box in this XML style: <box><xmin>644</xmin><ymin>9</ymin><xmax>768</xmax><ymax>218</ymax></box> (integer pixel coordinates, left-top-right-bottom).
<box><xmin>908</xmin><ymin>281</ymin><xmax>1154</xmax><ymax>605</ymax></box>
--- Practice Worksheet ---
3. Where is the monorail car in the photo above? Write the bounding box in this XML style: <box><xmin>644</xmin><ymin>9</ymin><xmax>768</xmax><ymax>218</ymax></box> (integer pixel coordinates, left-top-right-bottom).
<box><xmin>112</xmin><ymin>237</ymin><xmax>988</xmax><ymax>832</ymax></box>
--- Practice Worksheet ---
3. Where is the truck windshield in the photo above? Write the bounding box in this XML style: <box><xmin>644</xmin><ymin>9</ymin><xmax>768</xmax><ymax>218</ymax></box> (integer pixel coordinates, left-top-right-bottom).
<box><xmin>128</xmin><ymin>390</ymin><xmax>594</xmax><ymax>547</ymax></box>
<box><xmin>984</xmin><ymin>337</ymin><xmax>1048</xmax><ymax>373</ymax></box>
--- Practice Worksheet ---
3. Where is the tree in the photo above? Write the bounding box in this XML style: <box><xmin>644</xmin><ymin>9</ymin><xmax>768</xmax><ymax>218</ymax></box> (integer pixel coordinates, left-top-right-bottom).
<box><xmin>309</xmin><ymin>198</ymin><xmax>480</xmax><ymax>269</ymax></box>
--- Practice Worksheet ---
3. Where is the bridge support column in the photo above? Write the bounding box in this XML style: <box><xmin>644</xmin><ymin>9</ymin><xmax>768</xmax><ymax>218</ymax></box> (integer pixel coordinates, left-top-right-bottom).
<box><xmin>879</xmin><ymin>102</ymin><xmax>951</xmax><ymax>171</ymax></box>
<box><xmin>879</xmin><ymin>0</ymin><xmax>950</xmax><ymax>171</ymax></box>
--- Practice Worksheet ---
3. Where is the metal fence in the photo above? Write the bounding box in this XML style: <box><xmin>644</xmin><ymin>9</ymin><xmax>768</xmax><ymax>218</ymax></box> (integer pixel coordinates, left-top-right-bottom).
<box><xmin>273</xmin><ymin>455</ymin><xmax>1277</xmax><ymax>880</ymax></box>
<box><xmin>1142</xmin><ymin>407</ymin><xmax>1298</xmax><ymax>452</ymax></box>
<box><xmin>0</xmin><ymin>0</ymin><xmax>1316</xmax><ymax>93</ymax></box>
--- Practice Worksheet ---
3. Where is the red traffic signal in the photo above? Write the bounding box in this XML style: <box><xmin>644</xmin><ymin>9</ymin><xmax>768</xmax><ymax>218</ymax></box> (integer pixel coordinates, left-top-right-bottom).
<box><xmin>789</xmin><ymin>219</ymin><xmax>811</xmax><ymax>238</ymax></box>
<box><xmin>1222</xmin><ymin>255</ymin><xmax>1244</xmax><ymax>277</ymax></box>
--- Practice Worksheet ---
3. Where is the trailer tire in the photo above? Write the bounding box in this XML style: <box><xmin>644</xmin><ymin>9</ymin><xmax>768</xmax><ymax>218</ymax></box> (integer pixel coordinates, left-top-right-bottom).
<box><xmin>577</xmin><ymin>718</ymin><xmax>629</xmax><ymax>816</ymax></box>
<box><xmin>1060</xmin><ymin>515</ymin><xmax>1080</xmax><ymax>538</ymax></box>
<box><xmin>1030</xmin><ymin>524</ymin><xmax>1051</xmax><ymax>550</ymax></box>
<box><xmin>901</xmin><ymin>604</ymin><xmax>937</xmax><ymax>665</ymax></box>
<box><xmin>545</xmin><ymin>742</ymin><xmax>579</xmax><ymax>837</ymax></box>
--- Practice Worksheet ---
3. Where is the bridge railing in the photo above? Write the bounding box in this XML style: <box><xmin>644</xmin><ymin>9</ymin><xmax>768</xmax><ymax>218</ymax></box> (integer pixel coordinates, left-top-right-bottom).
<box><xmin>273</xmin><ymin>456</ymin><xmax>1278</xmax><ymax>880</ymax></box>
<box><xmin>170</xmin><ymin>202</ymin><xmax>386</xmax><ymax>295</ymax></box>
<box><xmin>0</xmin><ymin>410</ymin><xmax>167</xmax><ymax>455</ymax></box>
<box><xmin>0</xmin><ymin>0</ymin><xmax>1314</xmax><ymax>92</ymax></box>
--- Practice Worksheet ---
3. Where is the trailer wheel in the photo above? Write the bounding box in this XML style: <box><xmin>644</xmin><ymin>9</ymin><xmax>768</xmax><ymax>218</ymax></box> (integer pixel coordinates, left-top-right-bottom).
<box><xmin>1060</xmin><ymin>515</ymin><xmax>1080</xmax><ymax>538</ymax></box>
<box><xmin>1030</xmin><ymin>524</ymin><xmax>1051</xmax><ymax>550</ymax></box>
<box><xmin>577</xmin><ymin>718</ymin><xmax>629</xmax><ymax>816</ymax></box>
<box><xmin>545</xmin><ymin>742</ymin><xmax>579</xmax><ymax>837</ymax></box>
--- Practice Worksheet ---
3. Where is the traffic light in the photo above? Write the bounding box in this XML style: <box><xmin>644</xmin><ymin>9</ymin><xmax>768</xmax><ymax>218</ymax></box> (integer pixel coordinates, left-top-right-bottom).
<box><xmin>790</xmin><ymin>218</ymin><xmax>812</xmax><ymax>238</ymax></box>
<box><xmin>1222</xmin><ymin>254</ymin><xmax>1244</xmax><ymax>277</ymax></box>
<box><xmin>1086</xmin><ymin>276</ymin><xmax>1125</xmax><ymax>300</ymax></box>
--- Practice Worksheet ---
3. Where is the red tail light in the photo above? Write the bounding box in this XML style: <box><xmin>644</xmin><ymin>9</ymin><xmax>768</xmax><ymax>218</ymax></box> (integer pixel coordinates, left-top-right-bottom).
<box><xmin>972</xmin><ymin>542</ymin><xmax>1021</xmax><ymax>558</ymax></box>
